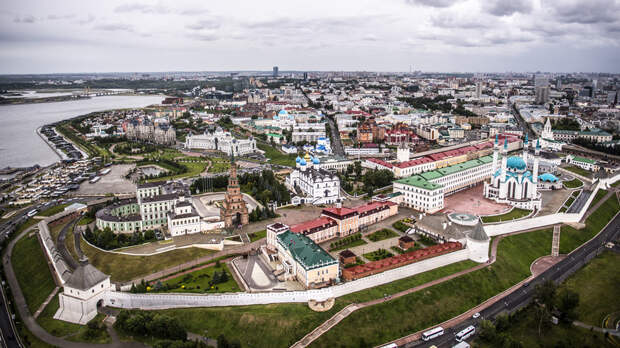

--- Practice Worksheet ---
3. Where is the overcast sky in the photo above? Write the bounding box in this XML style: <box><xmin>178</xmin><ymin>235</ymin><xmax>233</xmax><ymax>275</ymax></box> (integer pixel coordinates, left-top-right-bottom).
<box><xmin>1</xmin><ymin>0</ymin><xmax>619</xmax><ymax>74</ymax></box>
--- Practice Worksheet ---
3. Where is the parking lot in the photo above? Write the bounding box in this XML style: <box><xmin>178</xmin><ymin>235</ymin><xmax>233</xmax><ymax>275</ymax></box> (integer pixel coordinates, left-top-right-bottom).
<box><xmin>76</xmin><ymin>164</ymin><xmax>136</xmax><ymax>196</ymax></box>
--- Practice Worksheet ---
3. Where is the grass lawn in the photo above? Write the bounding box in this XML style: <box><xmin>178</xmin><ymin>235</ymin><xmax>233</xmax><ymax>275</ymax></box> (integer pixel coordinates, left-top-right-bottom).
<box><xmin>157</xmin><ymin>259</ymin><xmax>477</xmax><ymax>348</ymax></box>
<box><xmin>612</xmin><ymin>180</ymin><xmax>620</xmax><ymax>188</ymax></box>
<box><xmin>562</xmin><ymin>251</ymin><xmax>620</xmax><ymax>326</ymax></box>
<box><xmin>563</xmin><ymin>178</ymin><xmax>583</xmax><ymax>189</ymax></box>
<box><xmin>475</xmin><ymin>305</ymin><xmax>614</xmax><ymax>348</ymax></box>
<box><xmin>329</xmin><ymin>238</ymin><xmax>367</xmax><ymax>252</ymax></box>
<box><xmin>560</xmin><ymin>194</ymin><xmax>619</xmax><ymax>254</ymax></box>
<box><xmin>363</xmin><ymin>248</ymin><xmax>393</xmax><ymax>261</ymax></box>
<box><xmin>310</xmin><ymin>228</ymin><xmax>554</xmax><ymax>347</ymax></box>
<box><xmin>207</xmin><ymin>157</ymin><xmax>230</xmax><ymax>173</ymax></box>
<box><xmin>366</xmin><ymin>228</ymin><xmax>399</xmax><ymax>242</ymax></box>
<box><xmin>37</xmin><ymin>203</ymin><xmax>71</xmax><ymax>217</ymax></box>
<box><xmin>481</xmin><ymin>208</ymin><xmax>532</xmax><ymax>223</ymax></box>
<box><xmin>148</xmin><ymin>160</ymin><xmax>207</xmax><ymax>182</ymax></box>
<box><xmin>589</xmin><ymin>189</ymin><xmax>609</xmax><ymax>209</ymax></box>
<box><xmin>248</xmin><ymin>229</ymin><xmax>266</xmax><ymax>242</ymax></box>
<box><xmin>12</xmin><ymin>233</ymin><xmax>56</xmax><ymax>313</ymax></box>
<box><xmin>157</xmin><ymin>264</ymin><xmax>241</xmax><ymax>293</ymax></box>
<box><xmin>79</xmin><ymin>236</ymin><xmax>216</xmax><ymax>283</ymax></box>
<box><xmin>257</xmin><ymin>143</ymin><xmax>297</xmax><ymax>167</ymax></box>
<box><xmin>78</xmin><ymin>215</ymin><xmax>95</xmax><ymax>225</ymax></box>
<box><xmin>564</xmin><ymin>165</ymin><xmax>592</xmax><ymax>178</ymax></box>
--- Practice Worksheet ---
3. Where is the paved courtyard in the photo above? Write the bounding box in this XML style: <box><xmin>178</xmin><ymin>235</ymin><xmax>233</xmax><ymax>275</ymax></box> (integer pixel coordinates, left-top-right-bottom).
<box><xmin>539</xmin><ymin>188</ymin><xmax>574</xmax><ymax>215</ymax></box>
<box><xmin>442</xmin><ymin>184</ymin><xmax>511</xmax><ymax>216</ymax></box>
<box><xmin>76</xmin><ymin>164</ymin><xmax>136</xmax><ymax>196</ymax></box>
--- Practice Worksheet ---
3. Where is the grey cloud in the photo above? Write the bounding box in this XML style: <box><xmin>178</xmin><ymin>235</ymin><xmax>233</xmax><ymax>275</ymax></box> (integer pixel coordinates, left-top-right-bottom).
<box><xmin>188</xmin><ymin>33</ymin><xmax>219</xmax><ymax>41</ymax></box>
<box><xmin>186</xmin><ymin>20</ymin><xmax>221</xmax><ymax>30</ymax></box>
<box><xmin>483</xmin><ymin>0</ymin><xmax>533</xmax><ymax>16</ymax></box>
<box><xmin>405</xmin><ymin>0</ymin><xmax>461</xmax><ymax>8</ymax></box>
<box><xmin>78</xmin><ymin>14</ymin><xmax>96</xmax><ymax>25</ymax></box>
<box><xmin>114</xmin><ymin>3</ymin><xmax>208</xmax><ymax>16</ymax></box>
<box><xmin>47</xmin><ymin>14</ymin><xmax>76</xmax><ymax>20</ymax></box>
<box><xmin>114</xmin><ymin>3</ymin><xmax>170</xmax><ymax>14</ymax></box>
<box><xmin>430</xmin><ymin>14</ymin><xmax>490</xmax><ymax>29</ymax></box>
<box><xmin>362</xmin><ymin>34</ymin><xmax>378</xmax><ymax>41</ymax></box>
<box><xmin>13</xmin><ymin>15</ymin><xmax>36</xmax><ymax>23</ymax></box>
<box><xmin>94</xmin><ymin>23</ymin><xmax>134</xmax><ymax>32</ymax></box>
<box><xmin>543</xmin><ymin>0</ymin><xmax>619</xmax><ymax>24</ymax></box>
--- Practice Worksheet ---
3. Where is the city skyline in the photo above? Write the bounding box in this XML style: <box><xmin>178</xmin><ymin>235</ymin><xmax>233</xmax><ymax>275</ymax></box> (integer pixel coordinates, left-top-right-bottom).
<box><xmin>1</xmin><ymin>0</ymin><xmax>619</xmax><ymax>74</ymax></box>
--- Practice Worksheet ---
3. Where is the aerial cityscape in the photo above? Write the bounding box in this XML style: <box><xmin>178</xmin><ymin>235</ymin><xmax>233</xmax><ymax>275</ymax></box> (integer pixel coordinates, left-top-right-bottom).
<box><xmin>0</xmin><ymin>1</ymin><xmax>619</xmax><ymax>348</ymax></box>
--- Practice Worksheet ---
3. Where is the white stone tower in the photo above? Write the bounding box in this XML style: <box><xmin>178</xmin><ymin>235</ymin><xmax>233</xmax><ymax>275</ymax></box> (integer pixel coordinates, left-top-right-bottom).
<box><xmin>397</xmin><ymin>144</ymin><xmax>410</xmax><ymax>163</ymax></box>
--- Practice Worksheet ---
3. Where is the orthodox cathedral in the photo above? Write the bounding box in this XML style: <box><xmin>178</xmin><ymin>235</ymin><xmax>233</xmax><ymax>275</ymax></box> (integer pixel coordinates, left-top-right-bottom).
<box><xmin>484</xmin><ymin>134</ymin><xmax>543</xmax><ymax>210</ymax></box>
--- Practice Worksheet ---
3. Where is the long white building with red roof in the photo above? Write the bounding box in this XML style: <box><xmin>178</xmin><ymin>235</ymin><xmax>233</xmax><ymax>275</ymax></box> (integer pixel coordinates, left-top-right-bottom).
<box><xmin>288</xmin><ymin>201</ymin><xmax>398</xmax><ymax>244</ymax></box>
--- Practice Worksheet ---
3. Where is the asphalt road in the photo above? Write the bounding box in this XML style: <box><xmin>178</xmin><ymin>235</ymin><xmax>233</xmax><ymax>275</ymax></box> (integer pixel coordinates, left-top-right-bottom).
<box><xmin>511</xmin><ymin>103</ymin><xmax>534</xmax><ymax>138</ymax></box>
<box><xmin>325</xmin><ymin>114</ymin><xmax>345</xmax><ymax>156</ymax></box>
<box><xmin>405</xmin><ymin>213</ymin><xmax>620</xmax><ymax>348</ymax></box>
<box><xmin>0</xmin><ymin>196</ymin><xmax>97</xmax><ymax>348</ymax></box>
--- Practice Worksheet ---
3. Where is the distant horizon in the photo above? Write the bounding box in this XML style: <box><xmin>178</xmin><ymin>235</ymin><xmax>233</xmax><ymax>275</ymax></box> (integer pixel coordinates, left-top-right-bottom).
<box><xmin>1</xmin><ymin>69</ymin><xmax>618</xmax><ymax>77</ymax></box>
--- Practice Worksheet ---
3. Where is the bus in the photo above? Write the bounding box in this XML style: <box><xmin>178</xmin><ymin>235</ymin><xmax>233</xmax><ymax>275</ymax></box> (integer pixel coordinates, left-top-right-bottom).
<box><xmin>27</xmin><ymin>209</ymin><xmax>38</xmax><ymax>217</ymax></box>
<box><xmin>455</xmin><ymin>325</ymin><xmax>475</xmax><ymax>342</ymax></box>
<box><xmin>452</xmin><ymin>342</ymin><xmax>470</xmax><ymax>348</ymax></box>
<box><xmin>379</xmin><ymin>344</ymin><xmax>398</xmax><ymax>348</ymax></box>
<box><xmin>422</xmin><ymin>327</ymin><xmax>444</xmax><ymax>341</ymax></box>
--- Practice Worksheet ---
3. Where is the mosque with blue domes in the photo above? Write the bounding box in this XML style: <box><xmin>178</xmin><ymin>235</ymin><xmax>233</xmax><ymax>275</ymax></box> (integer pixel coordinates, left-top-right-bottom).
<box><xmin>484</xmin><ymin>134</ymin><xmax>543</xmax><ymax>210</ymax></box>
<box><xmin>285</xmin><ymin>152</ymin><xmax>341</xmax><ymax>205</ymax></box>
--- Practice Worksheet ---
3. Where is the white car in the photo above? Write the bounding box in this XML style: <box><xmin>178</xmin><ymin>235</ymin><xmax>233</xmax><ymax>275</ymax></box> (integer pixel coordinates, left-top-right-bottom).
<box><xmin>472</xmin><ymin>312</ymin><xmax>481</xmax><ymax>319</ymax></box>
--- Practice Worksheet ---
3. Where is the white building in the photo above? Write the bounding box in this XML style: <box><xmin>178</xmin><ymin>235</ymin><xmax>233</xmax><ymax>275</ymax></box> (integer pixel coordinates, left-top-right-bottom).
<box><xmin>286</xmin><ymin>153</ymin><xmax>341</xmax><ymax>205</ymax></box>
<box><xmin>394</xmin><ymin>155</ymin><xmax>494</xmax><ymax>213</ymax></box>
<box><xmin>55</xmin><ymin>258</ymin><xmax>112</xmax><ymax>324</ymax></box>
<box><xmin>483</xmin><ymin>135</ymin><xmax>542</xmax><ymax>210</ymax></box>
<box><xmin>185</xmin><ymin>127</ymin><xmax>256</xmax><ymax>156</ymax></box>
<box><xmin>538</xmin><ymin>117</ymin><xmax>565</xmax><ymax>151</ymax></box>
<box><xmin>167</xmin><ymin>199</ymin><xmax>202</xmax><ymax>236</ymax></box>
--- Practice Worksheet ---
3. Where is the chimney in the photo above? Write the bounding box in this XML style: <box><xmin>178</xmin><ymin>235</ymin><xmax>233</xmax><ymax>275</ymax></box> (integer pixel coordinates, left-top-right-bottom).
<box><xmin>336</xmin><ymin>200</ymin><xmax>342</xmax><ymax>208</ymax></box>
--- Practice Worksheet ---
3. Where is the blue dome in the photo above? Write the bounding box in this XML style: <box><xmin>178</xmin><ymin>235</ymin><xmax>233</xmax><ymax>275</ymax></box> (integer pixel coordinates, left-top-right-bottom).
<box><xmin>278</xmin><ymin>110</ymin><xmax>288</xmax><ymax>116</ymax></box>
<box><xmin>300</xmin><ymin>159</ymin><xmax>307</xmax><ymax>165</ymax></box>
<box><xmin>538</xmin><ymin>173</ymin><xmax>559</xmax><ymax>182</ymax></box>
<box><xmin>296</xmin><ymin>156</ymin><xmax>301</xmax><ymax>163</ymax></box>
<box><xmin>312</xmin><ymin>157</ymin><xmax>320</xmax><ymax>164</ymax></box>
<box><xmin>506</xmin><ymin>156</ymin><xmax>526</xmax><ymax>170</ymax></box>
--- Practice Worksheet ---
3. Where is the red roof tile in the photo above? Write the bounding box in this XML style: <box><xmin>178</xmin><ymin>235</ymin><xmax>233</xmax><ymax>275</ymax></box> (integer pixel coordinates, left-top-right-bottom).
<box><xmin>290</xmin><ymin>217</ymin><xmax>336</xmax><ymax>233</ymax></box>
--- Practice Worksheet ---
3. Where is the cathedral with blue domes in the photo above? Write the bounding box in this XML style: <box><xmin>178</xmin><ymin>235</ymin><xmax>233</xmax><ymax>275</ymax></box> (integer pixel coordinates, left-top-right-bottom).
<box><xmin>285</xmin><ymin>153</ymin><xmax>341</xmax><ymax>205</ymax></box>
<box><xmin>484</xmin><ymin>134</ymin><xmax>543</xmax><ymax>210</ymax></box>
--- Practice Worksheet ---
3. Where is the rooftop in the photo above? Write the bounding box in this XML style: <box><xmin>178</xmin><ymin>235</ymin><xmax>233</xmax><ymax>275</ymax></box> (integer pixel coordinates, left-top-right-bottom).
<box><xmin>277</xmin><ymin>231</ymin><xmax>337</xmax><ymax>270</ymax></box>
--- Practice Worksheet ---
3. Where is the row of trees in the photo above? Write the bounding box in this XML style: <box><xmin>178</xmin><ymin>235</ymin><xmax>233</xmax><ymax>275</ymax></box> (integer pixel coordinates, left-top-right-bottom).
<box><xmin>478</xmin><ymin>281</ymin><xmax>580</xmax><ymax>347</ymax></box>
<box><xmin>397</xmin><ymin>95</ymin><xmax>452</xmax><ymax>113</ymax></box>
<box><xmin>574</xmin><ymin>138</ymin><xmax>620</xmax><ymax>156</ymax></box>
<box><xmin>191</xmin><ymin>170</ymin><xmax>291</xmax><ymax>206</ymax></box>
<box><xmin>115</xmin><ymin>310</ymin><xmax>187</xmax><ymax>342</ymax></box>
<box><xmin>84</xmin><ymin>226</ymin><xmax>156</xmax><ymax>250</ymax></box>
<box><xmin>249</xmin><ymin>205</ymin><xmax>277</xmax><ymax>222</ymax></box>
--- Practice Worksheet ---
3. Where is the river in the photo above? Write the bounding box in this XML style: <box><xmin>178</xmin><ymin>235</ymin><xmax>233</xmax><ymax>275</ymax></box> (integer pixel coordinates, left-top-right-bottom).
<box><xmin>0</xmin><ymin>95</ymin><xmax>164</xmax><ymax>168</ymax></box>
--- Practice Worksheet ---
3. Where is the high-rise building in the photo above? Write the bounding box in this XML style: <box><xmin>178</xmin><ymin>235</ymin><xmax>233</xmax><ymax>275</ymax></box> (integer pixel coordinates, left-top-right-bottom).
<box><xmin>556</xmin><ymin>79</ymin><xmax>562</xmax><ymax>90</ymax></box>
<box><xmin>303</xmin><ymin>72</ymin><xmax>308</xmax><ymax>81</ymax></box>
<box><xmin>475</xmin><ymin>81</ymin><xmax>482</xmax><ymax>98</ymax></box>
<box><xmin>535</xmin><ymin>86</ymin><xmax>550</xmax><ymax>104</ymax></box>
<box><xmin>273</xmin><ymin>66</ymin><xmax>279</xmax><ymax>77</ymax></box>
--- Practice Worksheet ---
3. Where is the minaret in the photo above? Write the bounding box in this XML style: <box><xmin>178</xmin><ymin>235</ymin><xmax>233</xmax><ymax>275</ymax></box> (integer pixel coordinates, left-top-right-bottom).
<box><xmin>492</xmin><ymin>134</ymin><xmax>499</xmax><ymax>173</ymax></box>
<box><xmin>533</xmin><ymin>139</ymin><xmax>541</xmax><ymax>183</ymax></box>
<box><xmin>500</xmin><ymin>134</ymin><xmax>508</xmax><ymax>182</ymax></box>
<box><xmin>522</xmin><ymin>133</ymin><xmax>529</xmax><ymax>165</ymax></box>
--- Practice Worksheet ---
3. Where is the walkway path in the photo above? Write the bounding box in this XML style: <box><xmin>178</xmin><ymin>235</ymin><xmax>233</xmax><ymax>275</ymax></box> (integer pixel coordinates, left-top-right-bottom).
<box><xmin>582</xmin><ymin>189</ymin><xmax>615</xmax><ymax>222</ymax></box>
<box><xmin>291</xmin><ymin>226</ymin><xmax>561</xmax><ymax>348</ymax></box>
<box><xmin>573</xmin><ymin>321</ymin><xmax>620</xmax><ymax>337</ymax></box>
<box><xmin>32</xmin><ymin>287</ymin><xmax>59</xmax><ymax>319</ymax></box>
<box><xmin>2</xmin><ymin>225</ymin><xmax>145</xmax><ymax>348</ymax></box>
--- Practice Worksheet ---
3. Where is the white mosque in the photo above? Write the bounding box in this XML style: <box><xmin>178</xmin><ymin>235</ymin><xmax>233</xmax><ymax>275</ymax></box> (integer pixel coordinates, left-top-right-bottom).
<box><xmin>484</xmin><ymin>134</ymin><xmax>543</xmax><ymax>210</ymax></box>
